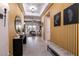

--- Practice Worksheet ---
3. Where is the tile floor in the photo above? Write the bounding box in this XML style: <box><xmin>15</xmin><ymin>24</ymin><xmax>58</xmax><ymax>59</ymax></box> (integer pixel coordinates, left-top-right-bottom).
<box><xmin>23</xmin><ymin>36</ymin><xmax>52</xmax><ymax>56</ymax></box>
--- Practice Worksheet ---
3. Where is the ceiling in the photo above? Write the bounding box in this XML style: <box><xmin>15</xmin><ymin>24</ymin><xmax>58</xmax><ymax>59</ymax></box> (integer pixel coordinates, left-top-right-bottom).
<box><xmin>23</xmin><ymin>3</ymin><xmax>48</xmax><ymax>17</ymax></box>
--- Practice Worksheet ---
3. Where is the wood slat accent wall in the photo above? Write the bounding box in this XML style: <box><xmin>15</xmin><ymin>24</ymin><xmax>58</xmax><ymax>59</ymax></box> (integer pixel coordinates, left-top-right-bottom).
<box><xmin>42</xmin><ymin>3</ymin><xmax>79</xmax><ymax>55</ymax></box>
<box><xmin>50</xmin><ymin>3</ymin><xmax>78</xmax><ymax>55</ymax></box>
<box><xmin>78</xmin><ymin>7</ymin><xmax>79</xmax><ymax>56</ymax></box>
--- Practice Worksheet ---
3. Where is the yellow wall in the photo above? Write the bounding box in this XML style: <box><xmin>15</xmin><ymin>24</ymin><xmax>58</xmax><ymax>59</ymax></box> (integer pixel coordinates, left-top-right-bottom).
<box><xmin>42</xmin><ymin>3</ymin><xmax>78</xmax><ymax>55</ymax></box>
<box><xmin>78</xmin><ymin>7</ymin><xmax>79</xmax><ymax>55</ymax></box>
<box><xmin>8</xmin><ymin>3</ymin><xmax>24</xmax><ymax>55</ymax></box>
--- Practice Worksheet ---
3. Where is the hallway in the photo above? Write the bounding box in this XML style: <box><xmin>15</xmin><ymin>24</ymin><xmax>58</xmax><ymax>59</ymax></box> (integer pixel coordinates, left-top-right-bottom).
<box><xmin>0</xmin><ymin>3</ymin><xmax>79</xmax><ymax>56</ymax></box>
<box><xmin>23</xmin><ymin>36</ymin><xmax>52</xmax><ymax>56</ymax></box>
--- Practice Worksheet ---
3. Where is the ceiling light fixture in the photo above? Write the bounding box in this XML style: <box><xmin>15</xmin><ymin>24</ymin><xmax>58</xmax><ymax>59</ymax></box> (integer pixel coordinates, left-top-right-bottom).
<box><xmin>29</xmin><ymin>5</ymin><xmax>37</xmax><ymax>12</ymax></box>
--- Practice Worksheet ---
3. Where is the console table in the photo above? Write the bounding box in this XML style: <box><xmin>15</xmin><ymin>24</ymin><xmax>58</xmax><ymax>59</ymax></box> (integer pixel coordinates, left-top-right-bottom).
<box><xmin>13</xmin><ymin>37</ymin><xmax>23</xmax><ymax>56</ymax></box>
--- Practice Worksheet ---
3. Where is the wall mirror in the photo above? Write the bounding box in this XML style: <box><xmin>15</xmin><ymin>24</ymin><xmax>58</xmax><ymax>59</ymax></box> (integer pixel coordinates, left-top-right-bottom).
<box><xmin>15</xmin><ymin>16</ymin><xmax>22</xmax><ymax>33</ymax></box>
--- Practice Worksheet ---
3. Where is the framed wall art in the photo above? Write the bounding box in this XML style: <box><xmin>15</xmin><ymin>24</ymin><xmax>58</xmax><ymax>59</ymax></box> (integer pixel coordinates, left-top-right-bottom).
<box><xmin>64</xmin><ymin>3</ymin><xmax>79</xmax><ymax>25</ymax></box>
<box><xmin>54</xmin><ymin>12</ymin><xmax>61</xmax><ymax>27</ymax></box>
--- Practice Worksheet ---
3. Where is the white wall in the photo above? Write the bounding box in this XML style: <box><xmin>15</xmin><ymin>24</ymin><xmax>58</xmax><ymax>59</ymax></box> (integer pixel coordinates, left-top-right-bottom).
<box><xmin>41</xmin><ymin>17</ymin><xmax>44</xmax><ymax>40</ymax></box>
<box><xmin>0</xmin><ymin>4</ymin><xmax>9</xmax><ymax>56</ymax></box>
<box><xmin>44</xmin><ymin>16</ymin><xmax>50</xmax><ymax>41</ymax></box>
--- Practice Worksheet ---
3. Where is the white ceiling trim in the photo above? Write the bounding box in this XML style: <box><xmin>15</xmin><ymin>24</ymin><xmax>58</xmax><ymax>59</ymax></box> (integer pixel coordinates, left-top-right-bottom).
<box><xmin>39</xmin><ymin>3</ymin><xmax>48</xmax><ymax>16</ymax></box>
<box><xmin>23</xmin><ymin>3</ymin><xmax>48</xmax><ymax>17</ymax></box>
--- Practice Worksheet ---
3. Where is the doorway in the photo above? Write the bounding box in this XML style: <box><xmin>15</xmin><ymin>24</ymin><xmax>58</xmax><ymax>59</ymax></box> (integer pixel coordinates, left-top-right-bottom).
<box><xmin>43</xmin><ymin>12</ymin><xmax>50</xmax><ymax>42</ymax></box>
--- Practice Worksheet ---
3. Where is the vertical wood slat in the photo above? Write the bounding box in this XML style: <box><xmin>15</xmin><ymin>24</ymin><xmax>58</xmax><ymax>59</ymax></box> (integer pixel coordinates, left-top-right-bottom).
<box><xmin>67</xmin><ymin>24</ymin><xmax>77</xmax><ymax>55</ymax></box>
<box><xmin>43</xmin><ymin>3</ymin><xmax>78</xmax><ymax>55</ymax></box>
<box><xmin>78</xmin><ymin>7</ymin><xmax>79</xmax><ymax>56</ymax></box>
